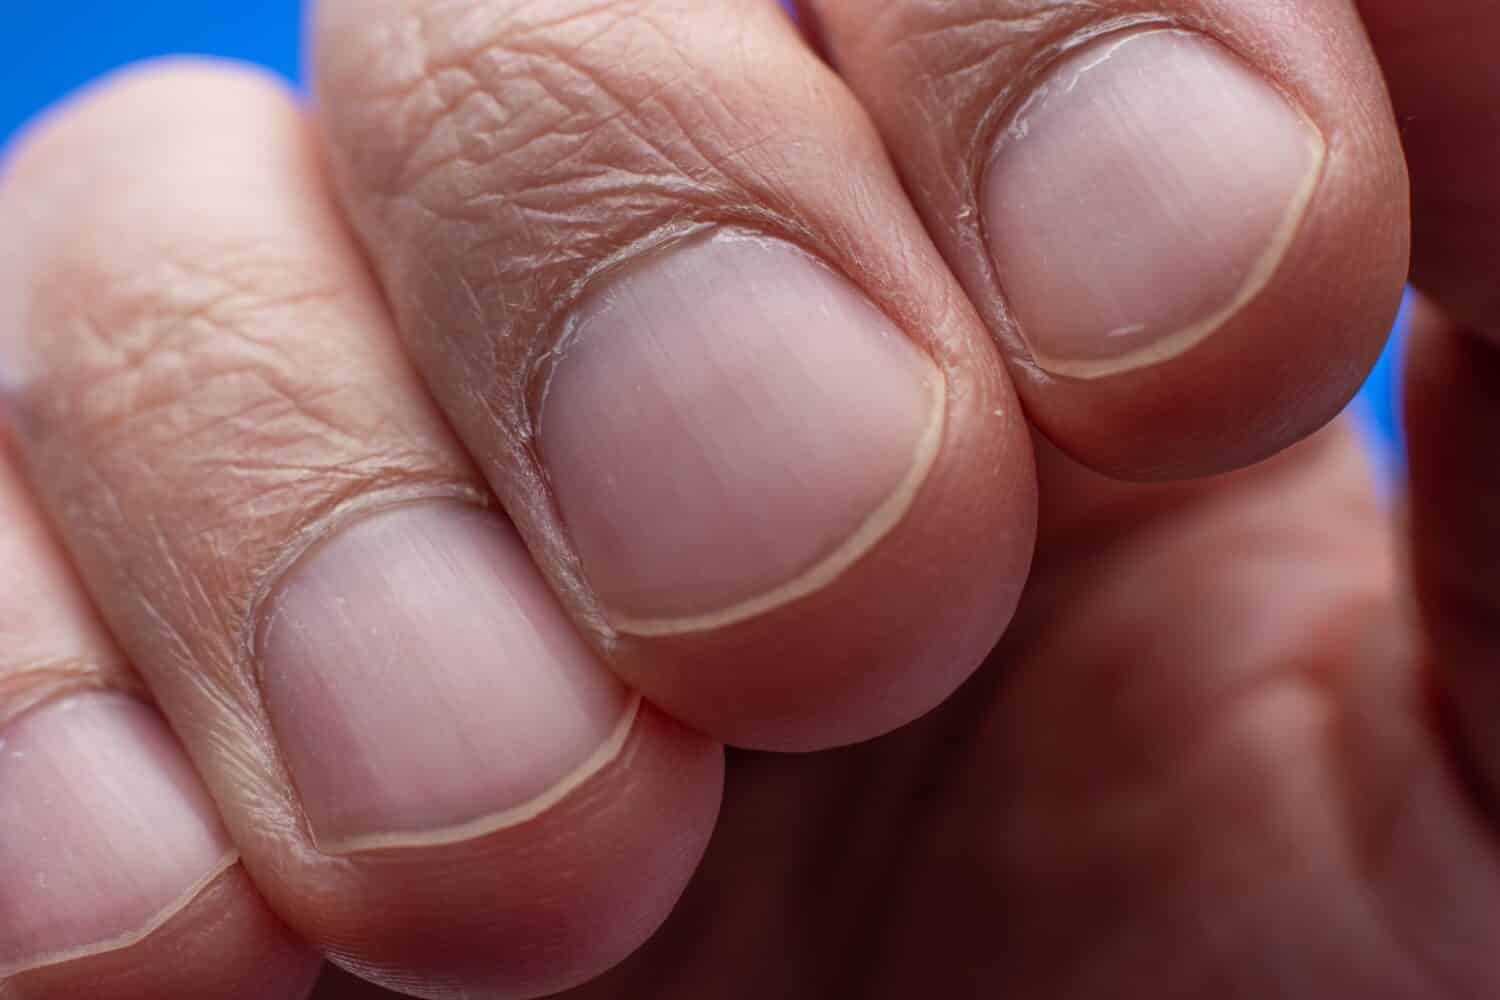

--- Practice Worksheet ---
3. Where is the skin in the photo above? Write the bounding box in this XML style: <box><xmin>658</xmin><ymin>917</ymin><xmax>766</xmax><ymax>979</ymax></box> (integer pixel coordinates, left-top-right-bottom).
<box><xmin>0</xmin><ymin>0</ymin><xmax>1498</xmax><ymax>997</ymax></box>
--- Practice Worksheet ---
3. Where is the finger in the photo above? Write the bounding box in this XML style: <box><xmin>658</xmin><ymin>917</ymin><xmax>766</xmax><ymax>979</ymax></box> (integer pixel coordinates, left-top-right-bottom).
<box><xmin>0</xmin><ymin>63</ymin><xmax>721</xmax><ymax>998</ymax></box>
<box><xmin>0</xmin><ymin>446</ymin><xmax>317</xmax><ymax>1000</ymax></box>
<box><xmin>1359</xmin><ymin>2</ymin><xmax>1500</xmax><ymax>805</ymax></box>
<box><xmin>1404</xmin><ymin>300</ymin><xmax>1500</xmax><ymax>800</ymax></box>
<box><xmin>1361</xmin><ymin>0</ymin><xmax>1500</xmax><ymax>338</ymax></box>
<box><xmin>313</xmin><ymin>0</ymin><xmax>1038</xmax><ymax>751</ymax></box>
<box><xmin>805</xmin><ymin>0</ymin><xmax>1410</xmax><ymax>480</ymax></box>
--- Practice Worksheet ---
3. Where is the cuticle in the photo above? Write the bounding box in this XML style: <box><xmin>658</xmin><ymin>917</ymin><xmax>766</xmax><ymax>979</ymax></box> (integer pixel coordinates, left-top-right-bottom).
<box><xmin>245</xmin><ymin>485</ymin><xmax>492</xmax><ymax>679</ymax></box>
<box><xmin>245</xmin><ymin>486</ymin><xmax>496</xmax><ymax>851</ymax></box>
<box><xmin>970</xmin><ymin>16</ymin><xmax>1184</xmax><ymax>215</ymax></box>
<box><xmin>969</xmin><ymin>18</ymin><xmax>1324</xmax><ymax>379</ymax></box>
<box><xmin>968</xmin><ymin>16</ymin><xmax>1183</xmax><ymax>373</ymax></box>
<box><xmin>0</xmin><ymin>679</ymin><xmax>149</xmax><ymax>735</ymax></box>
<box><xmin>521</xmin><ymin>220</ymin><xmax>952</xmax><ymax>636</ymax></box>
<box><xmin>522</xmin><ymin>220</ymin><xmax>935</xmax><ymax>445</ymax></box>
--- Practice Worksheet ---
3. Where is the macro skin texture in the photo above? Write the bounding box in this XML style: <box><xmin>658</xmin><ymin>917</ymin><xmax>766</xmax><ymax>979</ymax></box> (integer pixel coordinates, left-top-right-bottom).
<box><xmin>4</xmin><ymin>0</ymin><xmax>1500</xmax><ymax>997</ymax></box>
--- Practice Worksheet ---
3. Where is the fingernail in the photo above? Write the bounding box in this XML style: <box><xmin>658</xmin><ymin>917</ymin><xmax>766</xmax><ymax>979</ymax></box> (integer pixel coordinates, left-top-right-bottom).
<box><xmin>538</xmin><ymin>231</ymin><xmax>945</xmax><ymax>635</ymax></box>
<box><xmin>983</xmin><ymin>29</ymin><xmax>1325</xmax><ymax>378</ymax></box>
<box><xmin>258</xmin><ymin>501</ymin><xmax>635</xmax><ymax>855</ymax></box>
<box><xmin>0</xmin><ymin>694</ymin><xmax>237</xmax><ymax>976</ymax></box>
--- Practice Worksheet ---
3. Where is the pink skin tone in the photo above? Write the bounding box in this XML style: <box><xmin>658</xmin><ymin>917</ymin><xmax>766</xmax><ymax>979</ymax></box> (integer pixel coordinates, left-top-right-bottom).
<box><xmin>0</xmin><ymin>695</ymin><xmax>235</xmax><ymax>977</ymax></box>
<box><xmin>3</xmin><ymin>0</ymin><xmax>1500</xmax><ymax>997</ymax></box>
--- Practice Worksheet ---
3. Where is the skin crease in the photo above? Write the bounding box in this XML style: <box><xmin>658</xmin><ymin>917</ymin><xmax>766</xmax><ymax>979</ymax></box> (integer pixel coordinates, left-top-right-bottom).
<box><xmin>310</xmin><ymin>2</ymin><xmax>1500</xmax><ymax>995</ymax></box>
<box><xmin>296</xmin><ymin>419</ymin><xmax>1500</xmax><ymax>1000</ymax></box>
<box><xmin>549</xmin><ymin>428</ymin><xmax>1500</xmax><ymax>999</ymax></box>
<box><xmin>5</xmin><ymin>0</ymin><xmax>1500</xmax><ymax>997</ymax></box>
<box><xmin>801</xmin><ymin>0</ymin><xmax>1410</xmax><ymax>481</ymax></box>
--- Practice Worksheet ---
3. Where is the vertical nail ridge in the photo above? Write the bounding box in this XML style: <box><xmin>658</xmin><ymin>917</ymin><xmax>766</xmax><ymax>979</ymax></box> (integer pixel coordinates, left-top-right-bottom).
<box><xmin>317</xmin><ymin>694</ymin><xmax>643</xmax><ymax>855</ymax></box>
<box><xmin>259</xmin><ymin>502</ymin><xmax>631</xmax><ymax>854</ymax></box>
<box><xmin>985</xmin><ymin>28</ymin><xmax>1326</xmax><ymax>379</ymax></box>
<box><xmin>0</xmin><ymin>851</ymin><xmax>240</xmax><ymax>978</ymax></box>
<box><xmin>540</xmin><ymin>230</ymin><xmax>945</xmax><ymax>630</ymax></box>
<box><xmin>610</xmin><ymin>373</ymin><xmax>948</xmax><ymax>637</ymax></box>
<box><xmin>0</xmin><ymin>694</ymin><xmax>237</xmax><ymax>977</ymax></box>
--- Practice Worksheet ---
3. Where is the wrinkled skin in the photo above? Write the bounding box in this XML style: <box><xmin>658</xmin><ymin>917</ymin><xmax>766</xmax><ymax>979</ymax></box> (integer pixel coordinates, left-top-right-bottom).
<box><xmin>305</xmin><ymin>417</ymin><xmax>1500</xmax><ymax>999</ymax></box>
<box><xmin>554</xmin><ymin>429</ymin><xmax>1494</xmax><ymax>1000</ymax></box>
<box><xmin>7</xmin><ymin>1</ymin><xmax>1500</xmax><ymax>998</ymax></box>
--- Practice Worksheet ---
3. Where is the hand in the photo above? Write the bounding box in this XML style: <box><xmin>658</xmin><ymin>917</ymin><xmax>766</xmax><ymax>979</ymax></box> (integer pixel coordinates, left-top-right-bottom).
<box><xmin>1</xmin><ymin>1</ymin><xmax>1492</xmax><ymax>997</ymax></box>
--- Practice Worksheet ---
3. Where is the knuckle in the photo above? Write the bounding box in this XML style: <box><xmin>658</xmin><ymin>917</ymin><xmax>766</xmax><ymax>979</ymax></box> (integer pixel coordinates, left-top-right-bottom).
<box><xmin>2</xmin><ymin>56</ymin><xmax>319</xmax><ymax>459</ymax></box>
<box><xmin>847</xmin><ymin>0</ymin><xmax>1097</xmax><ymax>65</ymax></box>
<box><xmin>825</xmin><ymin>0</ymin><xmax>1119</xmax><ymax>133</ymax></box>
<box><xmin>30</xmin><ymin>236</ymin><xmax>351</xmax><ymax>463</ymax></box>
<box><xmin>3</xmin><ymin>58</ymin><xmax>286</xmax><ymax>190</ymax></box>
<box><xmin>2</xmin><ymin>76</ymin><xmax>416</xmax><ymax>511</ymax></box>
<box><xmin>26</xmin><ymin>238</ymin><xmax>441</xmax><ymax>557</ymax></box>
<box><xmin>11</xmin><ymin>197</ymin><xmax>435</xmax><ymax>566</ymax></box>
<box><xmin>327</xmin><ymin>0</ymin><xmax>806</xmax><ymax>240</ymax></box>
<box><xmin>0</xmin><ymin>467</ymin><xmax>140</xmax><ymax>727</ymax></box>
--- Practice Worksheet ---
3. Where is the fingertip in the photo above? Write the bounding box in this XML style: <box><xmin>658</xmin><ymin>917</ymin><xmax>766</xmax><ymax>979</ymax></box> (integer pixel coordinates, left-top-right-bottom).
<box><xmin>2</xmin><ymin>869</ymin><xmax>320</xmax><ymax>1000</ymax></box>
<box><xmin>282</xmin><ymin>704</ymin><xmax>723</xmax><ymax>1000</ymax></box>
<box><xmin>0</xmin><ymin>702</ymin><xmax>318</xmax><ymax>1000</ymax></box>
<box><xmin>1018</xmin><ymin>126</ymin><xmax>1409</xmax><ymax>481</ymax></box>
<box><xmin>609</xmin><ymin>343</ymin><xmax>1037</xmax><ymax>752</ymax></box>
<box><xmin>984</xmin><ymin>30</ymin><xmax>1329</xmax><ymax>382</ymax></box>
<box><xmin>1012</xmin><ymin>25</ymin><xmax>1409</xmax><ymax>481</ymax></box>
<box><xmin>813</xmin><ymin>0</ymin><xmax>1411</xmax><ymax>483</ymax></box>
<box><xmin>0</xmin><ymin>695</ymin><xmax>236</xmax><ymax>979</ymax></box>
<box><xmin>245</xmin><ymin>501</ymin><xmax>725</xmax><ymax>995</ymax></box>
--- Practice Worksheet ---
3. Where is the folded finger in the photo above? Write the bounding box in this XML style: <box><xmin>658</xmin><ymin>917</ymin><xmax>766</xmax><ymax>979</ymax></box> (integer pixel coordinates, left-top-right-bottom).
<box><xmin>0</xmin><ymin>443</ymin><xmax>316</xmax><ymax>1000</ymax></box>
<box><xmin>314</xmin><ymin>0</ymin><xmax>1038</xmax><ymax>750</ymax></box>
<box><xmin>0</xmin><ymin>62</ymin><xmax>721</xmax><ymax>998</ymax></box>
<box><xmin>807</xmin><ymin>0</ymin><xmax>1410</xmax><ymax>479</ymax></box>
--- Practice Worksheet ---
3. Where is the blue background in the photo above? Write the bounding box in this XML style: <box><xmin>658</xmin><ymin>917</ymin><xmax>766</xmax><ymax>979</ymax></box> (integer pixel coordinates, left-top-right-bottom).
<box><xmin>0</xmin><ymin>1</ymin><xmax>1406</xmax><ymax>469</ymax></box>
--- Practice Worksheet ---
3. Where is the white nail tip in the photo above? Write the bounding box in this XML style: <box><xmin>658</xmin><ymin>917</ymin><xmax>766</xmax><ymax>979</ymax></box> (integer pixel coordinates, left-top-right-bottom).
<box><xmin>608</xmin><ymin>373</ymin><xmax>948</xmax><ymax>637</ymax></box>
<box><xmin>1032</xmin><ymin>122</ymin><xmax>1325</xmax><ymax>381</ymax></box>
<box><xmin>315</xmin><ymin>694</ymin><xmax>644</xmax><ymax>855</ymax></box>
<box><xmin>0</xmin><ymin>851</ymin><xmax>240</xmax><ymax>978</ymax></box>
